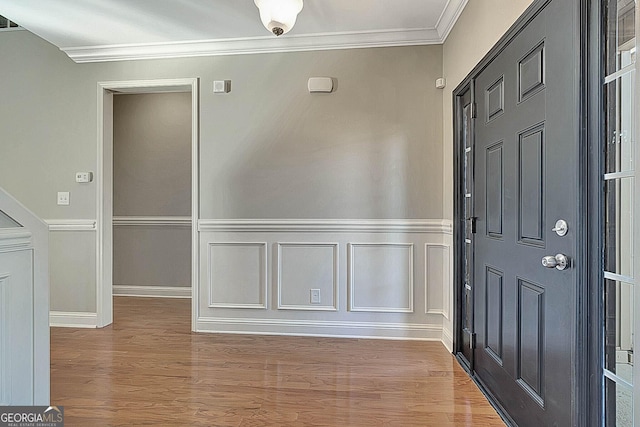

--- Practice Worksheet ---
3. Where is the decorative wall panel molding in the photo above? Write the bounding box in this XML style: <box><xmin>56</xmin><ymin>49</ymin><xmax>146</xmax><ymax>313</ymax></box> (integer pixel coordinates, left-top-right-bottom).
<box><xmin>0</xmin><ymin>250</ymin><xmax>35</xmax><ymax>404</ymax></box>
<box><xmin>425</xmin><ymin>244</ymin><xmax>451</xmax><ymax>318</ymax></box>
<box><xmin>196</xmin><ymin>317</ymin><xmax>443</xmax><ymax>341</ymax></box>
<box><xmin>45</xmin><ymin>219</ymin><xmax>97</xmax><ymax>231</ymax></box>
<box><xmin>0</xmin><ymin>230</ymin><xmax>32</xmax><ymax>252</ymax></box>
<box><xmin>207</xmin><ymin>242</ymin><xmax>267</xmax><ymax>309</ymax></box>
<box><xmin>113</xmin><ymin>216</ymin><xmax>192</xmax><ymax>227</ymax></box>
<box><xmin>113</xmin><ymin>285</ymin><xmax>191</xmax><ymax>299</ymax></box>
<box><xmin>199</xmin><ymin>218</ymin><xmax>452</xmax><ymax>341</ymax></box>
<box><xmin>348</xmin><ymin>243</ymin><xmax>414</xmax><ymax>313</ymax></box>
<box><xmin>199</xmin><ymin>219</ymin><xmax>451</xmax><ymax>234</ymax></box>
<box><xmin>49</xmin><ymin>311</ymin><xmax>98</xmax><ymax>328</ymax></box>
<box><xmin>276</xmin><ymin>243</ymin><xmax>338</xmax><ymax>311</ymax></box>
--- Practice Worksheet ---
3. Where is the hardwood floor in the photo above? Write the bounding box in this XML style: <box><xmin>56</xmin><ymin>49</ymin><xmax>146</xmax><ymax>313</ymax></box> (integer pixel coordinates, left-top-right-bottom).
<box><xmin>51</xmin><ymin>297</ymin><xmax>504</xmax><ymax>426</ymax></box>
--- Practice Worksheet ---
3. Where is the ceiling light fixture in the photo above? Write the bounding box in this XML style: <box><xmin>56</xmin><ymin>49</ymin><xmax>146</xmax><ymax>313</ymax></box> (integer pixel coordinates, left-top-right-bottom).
<box><xmin>254</xmin><ymin>0</ymin><xmax>303</xmax><ymax>36</ymax></box>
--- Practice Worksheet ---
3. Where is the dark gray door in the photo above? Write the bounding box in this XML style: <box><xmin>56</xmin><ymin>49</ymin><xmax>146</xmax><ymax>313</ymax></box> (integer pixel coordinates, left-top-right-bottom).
<box><xmin>472</xmin><ymin>1</ymin><xmax>578</xmax><ymax>425</ymax></box>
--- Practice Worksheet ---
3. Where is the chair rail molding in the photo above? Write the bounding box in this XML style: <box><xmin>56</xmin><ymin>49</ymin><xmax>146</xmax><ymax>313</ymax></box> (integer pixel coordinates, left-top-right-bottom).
<box><xmin>113</xmin><ymin>216</ymin><xmax>192</xmax><ymax>227</ymax></box>
<box><xmin>45</xmin><ymin>219</ymin><xmax>97</xmax><ymax>231</ymax></box>
<box><xmin>198</xmin><ymin>219</ymin><xmax>452</xmax><ymax>234</ymax></box>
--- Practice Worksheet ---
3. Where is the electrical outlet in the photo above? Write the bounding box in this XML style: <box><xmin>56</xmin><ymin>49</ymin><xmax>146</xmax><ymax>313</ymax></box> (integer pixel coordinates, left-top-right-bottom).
<box><xmin>310</xmin><ymin>289</ymin><xmax>321</xmax><ymax>304</ymax></box>
<box><xmin>57</xmin><ymin>191</ymin><xmax>70</xmax><ymax>206</ymax></box>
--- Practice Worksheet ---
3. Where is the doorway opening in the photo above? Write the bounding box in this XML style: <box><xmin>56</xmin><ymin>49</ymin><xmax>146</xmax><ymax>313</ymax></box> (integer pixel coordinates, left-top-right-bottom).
<box><xmin>96</xmin><ymin>79</ymin><xmax>200</xmax><ymax>330</ymax></box>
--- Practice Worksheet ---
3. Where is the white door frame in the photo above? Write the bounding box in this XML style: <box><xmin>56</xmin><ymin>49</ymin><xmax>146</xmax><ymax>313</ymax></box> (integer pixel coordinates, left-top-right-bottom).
<box><xmin>96</xmin><ymin>78</ymin><xmax>200</xmax><ymax>330</ymax></box>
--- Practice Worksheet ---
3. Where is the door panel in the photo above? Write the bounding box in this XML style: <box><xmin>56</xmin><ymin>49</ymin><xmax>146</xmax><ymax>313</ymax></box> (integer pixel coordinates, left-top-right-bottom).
<box><xmin>472</xmin><ymin>0</ymin><xmax>578</xmax><ymax>425</ymax></box>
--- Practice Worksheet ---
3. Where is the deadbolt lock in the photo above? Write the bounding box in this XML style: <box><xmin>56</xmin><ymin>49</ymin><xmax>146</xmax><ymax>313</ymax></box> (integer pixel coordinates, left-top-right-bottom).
<box><xmin>552</xmin><ymin>219</ymin><xmax>568</xmax><ymax>237</ymax></box>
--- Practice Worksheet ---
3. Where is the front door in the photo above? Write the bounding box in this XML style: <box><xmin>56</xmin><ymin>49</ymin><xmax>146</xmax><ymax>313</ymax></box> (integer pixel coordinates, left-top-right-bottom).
<box><xmin>472</xmin><ymin>0</ymin><xmax>579</xmax><ymax>424</ymax></box>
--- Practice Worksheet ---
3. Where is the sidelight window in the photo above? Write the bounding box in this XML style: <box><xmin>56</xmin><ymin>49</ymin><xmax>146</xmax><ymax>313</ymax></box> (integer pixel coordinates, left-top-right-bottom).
<box><xmin>603</xmin><ymin>0</ymin><xmax>637</xmax><ymax>426</ymax></box>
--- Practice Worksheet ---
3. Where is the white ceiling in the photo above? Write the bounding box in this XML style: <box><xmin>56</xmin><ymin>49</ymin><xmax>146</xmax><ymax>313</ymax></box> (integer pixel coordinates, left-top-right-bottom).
<box><xmin>0</xmin><ymin>0</ymin><xmax>468</xmax><ymax>63</ymax></box>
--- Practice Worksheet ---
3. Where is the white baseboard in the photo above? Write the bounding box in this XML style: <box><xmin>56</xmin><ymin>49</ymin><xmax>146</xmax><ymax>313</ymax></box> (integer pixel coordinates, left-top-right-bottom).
<box><xmin>197</xmin><ymin>317</ymin><xmax>442</xmax><ymax>341</ymax></box>
<box><xmin>113</xmin><ymin>285</ymin><xmax>192</xmax><ymax>299</ymax></box>
<box><xmin>50</xmin><ymin>311</ymin><xmax>97</xmax><ymax>328</ymax></box>
<box><xmin>441</xmin><ymin>327</ymin><xmax>453</xmax><ymax>352</ymax></box>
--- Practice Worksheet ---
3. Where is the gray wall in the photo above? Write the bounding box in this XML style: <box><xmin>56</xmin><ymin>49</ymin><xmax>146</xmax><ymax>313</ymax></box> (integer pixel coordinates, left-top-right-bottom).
<box><xmin>0</xmin><ymin>30</ymin><xmax>443</xmax><ymax>312</ymax></box>
<box><xmin>113</xmin><ymin>93</ymin><xmax>191</xmax><ymax>217</ymax></box>
<box><xmin>441</xmin><ymin>0</ymin><xmax>535</xmax><ymax>220</ymax></box>
<box><xmin>112</xmin><ymin>93</ymin><xmax>192</xmax><ymax>289</ymax></box>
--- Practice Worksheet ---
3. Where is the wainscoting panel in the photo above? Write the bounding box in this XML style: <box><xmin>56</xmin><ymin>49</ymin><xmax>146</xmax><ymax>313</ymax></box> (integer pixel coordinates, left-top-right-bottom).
<box><xmin>207</xmin><ymin>242</ymin><xmax>267</xmax><ymax>309</ymax></box>
<box><xmin>46</xmin><ymin>220</ymin><xmax>97</xmax><ymax>315</ymax></box>
<box><xmin>277</xmin><ymin>243</ymin><xmax>338</xmax><ymax>311</ymax></box>
<box><xmin>348</xmin><ymin>243</ymin><xmax>414</xmax><ymax>313</ymax></box>
<box><xmin>0</xmin><ymin>241</ymin><xmax>34</xmax><ymax>404</ymax></box>
<box><xmin>425</xmin><ymin>244</ymin><xmax>451</xmax><ymax>318</ymax></box>
<box><xmin>0</xmin><ymin>273</ymin><xmax>8</xmax><ymax>405</ymax></box>
<box><xmin>112</xmin><ymin>216</ymin><xmax>191</xmax><ymax>296</ymax></box>
<box><xmin>198</xmin><ymin>219</ymin><xmax>451</xmax><ymax>340</ymax></box>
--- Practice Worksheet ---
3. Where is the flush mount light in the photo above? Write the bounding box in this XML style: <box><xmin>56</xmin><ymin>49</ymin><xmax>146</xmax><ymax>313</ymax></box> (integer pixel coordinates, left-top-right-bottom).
<box><xmin>254</xmin><ymin>0</ymin><xmax>304</xmax><ymax>36</ymax></box>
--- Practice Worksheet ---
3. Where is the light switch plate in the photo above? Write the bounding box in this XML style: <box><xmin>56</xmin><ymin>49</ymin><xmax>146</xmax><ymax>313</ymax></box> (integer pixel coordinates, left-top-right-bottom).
<box><xmin>57</xmin><ymin>192</ymin><xmax>70</xmax><ymax>206</ymax></box>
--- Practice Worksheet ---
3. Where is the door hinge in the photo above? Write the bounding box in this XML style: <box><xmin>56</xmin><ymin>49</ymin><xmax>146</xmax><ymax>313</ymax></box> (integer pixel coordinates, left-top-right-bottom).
<box><xmin>470</xmin><ymin>332</ymin><xmax>476</xmax><ymax>349</ymax></box>
<box><xmin>471</xmin><ymin>103</ymin><xmax>478</xmax><ymax>118</ymax></box>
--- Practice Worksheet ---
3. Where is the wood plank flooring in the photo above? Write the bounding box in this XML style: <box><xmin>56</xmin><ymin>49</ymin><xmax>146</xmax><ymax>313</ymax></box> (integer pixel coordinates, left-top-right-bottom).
<box><xmin>51</xmin><ymin>297</ymin><xmax>504</xmax><ymax>426</ymax></box>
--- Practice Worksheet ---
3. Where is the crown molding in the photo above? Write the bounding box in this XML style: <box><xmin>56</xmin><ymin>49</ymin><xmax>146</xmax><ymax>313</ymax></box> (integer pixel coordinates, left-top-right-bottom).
<box><xmin>436</xmin><ymin>0</ymin><xmax>469</xmax><ymax>42</ymax></box>
<box><xmin>63</xmin><ymin>27</ymin><xmax>445</xmax><ymax>63</ymax></box>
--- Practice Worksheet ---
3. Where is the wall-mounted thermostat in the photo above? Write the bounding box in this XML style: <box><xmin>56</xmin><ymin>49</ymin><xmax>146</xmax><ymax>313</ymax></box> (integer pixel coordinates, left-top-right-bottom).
<box><xmin>213</xmin><ymin>80</ymin><xmax>231</xmax><ymax>93</ymax></box>
<box><xmin>308</xmin><ymin>77</ymin><xmax>334</xmax><ymax>93</ymax></box>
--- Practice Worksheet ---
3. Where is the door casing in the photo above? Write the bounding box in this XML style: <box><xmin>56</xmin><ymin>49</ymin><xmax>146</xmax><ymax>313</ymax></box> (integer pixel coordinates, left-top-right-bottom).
<box><xmin>96</xmin><ymin>78</ymin><xmax>200</xmax><ymax>331</ymax></box>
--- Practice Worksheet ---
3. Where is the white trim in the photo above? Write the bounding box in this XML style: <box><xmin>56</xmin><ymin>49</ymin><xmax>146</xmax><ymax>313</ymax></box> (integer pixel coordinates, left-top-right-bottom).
<box><xmin>441</xmin><ymin>327</ymin><xmax>453</xmax><ymax>352</ymax></box>
<box><xmin>96</xmin><ymin>78</ymin><xmax>200</xmax><ymax>331</ymax></box>
<box><xmin>207</xmin><ymin>242</ymin><xmax>268</xmax><ymax>310</ymax></box>
<box><xmin>49</xmin><ymin>311</ymin><xmax>97</xmax><ymax>328</ymax></box>
<box><xmin>45</xmin><ymin>219</ymin><xmax>97</xmax><ymax>231</ymax></box>
<box><xmin>604</xmin><ymin>171</ymin><xmax>635</xmax><ymax>180</ymax></box>
<box><xmin>113</xmin><ymin>216</ymin><xmax>191</xmax><ymax>227</ymax></box>
<box><xmin>0</xmin><ymin>230</ymin><xmax>32</xmax><ymax>252</ymax></box>
<box><xmin>604</xmin><ymin>62</ymin><xmax>636</xmax><ymax>84</ymax></box>
<box><xmin>113</xmin><ymin>285</ymin><xmax>191</xmax><ymax>299</ymax></box>
<box><xmin>604</xmin><ymin>368</ymin><xmax>634</xmax><ymax>389</ymax></box>
<box><xmin>348</xmin><ymin>242</ymin><xmax>415</xmax><ymax>313</ymax></box>
<box><xmin>196</xmin><ymin>316</ymin><xmax>443</xmax><ymax>341</ymax></box>
<box><xmin>276</xmin><ymin>242</ymin><xmax>339</xmax><ymax>311</ymax></box>
<box><xmin>604</xmin><ymin>271</ymin><xmax>636</xmax><ymax>285</ymax></box>
<box><xmin>198</xmin><ymin>219</ymin><xmax>452</xmax><ymax>234</ymax></box>
<box><xmin>0</xmin><ymin>27</ymin><xmax>26</xmax><ymax>33</ymax></box>
<box><xmin>64</xmin><ymin>28</ymin><xmax>445</xmax><ymax>63</ymax></box>
<box><xmin>436</xmin><ymin>0</ymin><xmax>469</xmax><ymax>42</ymax></box>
